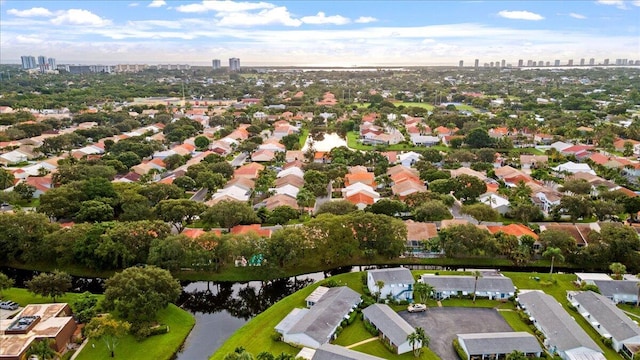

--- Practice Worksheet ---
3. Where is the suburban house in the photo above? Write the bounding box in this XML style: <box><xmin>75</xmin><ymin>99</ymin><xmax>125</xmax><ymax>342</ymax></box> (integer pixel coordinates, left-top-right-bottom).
<box><xmin>552</xmin><ymin>161</ymin><xmax>596</xmax><ymax>176</ymax></box>
<box><xmin>367</xmin><ymin>268</ymin><xmax>415</xmax><ymax>301</ymax></box>
<box><xmin>614</xmin><ymin>138</ymin><xmax>640</xmax><ymax>155</ymax></box>
<box><xmin>591</xmin><ymin>280</ymin><xmax>639</xmax><ymax>304</ymax></box>
<box><xmin>540</xmin><ymin>223</ymin><xmax>599</xmax><ymax>248</ymax></box>
<box><xmin>520</xmin><ymin>155</ymin><xmax>548</xmax><ymax>170</ymax></box>
<box><xmin>478</xmin><ymin>193</ymin><xmax>510</xmax><ymax>214</ymax></box>
<box><xmin>0</xmin><ymin>303</ymin><xmax>77</xmax><ymax>360</ymax></box>
<box><xmin>528</xmin><ymin>182</ymin><xmax>562</xmax><ymax>214</ymax></box>
<box><xmin>486</xmin><ymin>224</ymin><xmax>538</xmax><ymax>240</ymax></box>
<box><xmin>419</xmin><ymin>274</ymin><xmax>515</xmax><ymax>301</ymax></box>
<box><xmin>456</xmin><ymin>332</ymin><xmax>542</xmax><ymax>360</ymax></box>
<box><xmin>398</xmin><ymin>151</ymin><xmax>422</xmax><ymax>168</ymax></box>
<box><xmin>517</xmin><ymin>290</ymin><xmax>606</xmax><ymax>360</ymax></box>
<box><xmin>450</xmin><ymin>167</ymin><xmax>488</xmax><ymax>182</ymax></box>
<box><xmin>251</xmin><ymin>149</ymin><xmax>276</xmax><ymax>162</ymax></box>
<box><xmin>275</xmin><ymin>286</ymin><xmax>361</xmax><ymax>349</ymax></box>
<box><xmin>404</xmin><ymin>220</ymin><xmax>438</xmax><ymax>254</ymax></box>
<box><xmin>309</xmin><ymin>344</ymin><xmax>385</xmax><ymax>360</ymax></box>
<box><xmin>362</xmin><ymin>304</ymin><xmax>417</xmax><ymax>355</ymax></box>
<box><xmin>568</xmin><ymin>291</ymin><xmax>640</xmax><ymax>353</ymax></box>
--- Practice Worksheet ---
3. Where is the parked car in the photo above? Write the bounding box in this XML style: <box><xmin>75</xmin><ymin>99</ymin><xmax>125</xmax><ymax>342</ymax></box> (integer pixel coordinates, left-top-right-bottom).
<box><xmin>407</xmin><ymin>303</ymin><xmax>427</xmax><ymax>313</ymax></box>
<box><xmin>0</xmin><ymin>301</ymin><xmax>19</xmax><ymax>310</ymax></box>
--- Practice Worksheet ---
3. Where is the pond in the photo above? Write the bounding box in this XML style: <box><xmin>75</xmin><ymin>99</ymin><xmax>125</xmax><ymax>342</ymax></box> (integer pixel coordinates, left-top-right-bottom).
<box><xmin>301</xmin><ymin>132</ymin><xmax>348</xmax><ymax>152</ymax></box>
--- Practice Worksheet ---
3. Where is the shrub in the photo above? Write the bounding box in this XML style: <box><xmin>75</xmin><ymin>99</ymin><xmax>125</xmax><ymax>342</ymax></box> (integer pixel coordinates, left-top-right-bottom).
<box><xmin>363</xmin><ymin>320</ymin><xmax>379</xmax><ymax>336</ymax></box>
<box><xmin>602</xmin><ymin>337</ymin><xmax>613</xmax><ymax>348</ymax></box>
<box><xmin>453</xmin><ymin>338</ymin><xmax>468</xmax><ymax>360</ymax></box>
<box><xmin>271</xmin><ymin>331</ymin><xmax>282</xmax><ymax>342</ymax></box>
<box><xmin>148</xmin><ymin>324</ymin><xmax>169</xmax><ymax>336</ymax></box>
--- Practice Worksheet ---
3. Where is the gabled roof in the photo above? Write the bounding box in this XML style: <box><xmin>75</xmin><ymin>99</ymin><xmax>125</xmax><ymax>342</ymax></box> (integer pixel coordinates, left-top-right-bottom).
<box><xmin>346</xmin><ymin>192</ymin><xmax>376</xmax><ymax>206</ymax></box>
<box><xmin>368</xmin><ymin>268</ymin><xmax>415</xmax><ymax>285</ymax></box>
<box><xmin>264</xmin><ymin>193</ymin><xmax>299</xmax><ymax>211</ymax></box>
<box><xmin>275</xmin><ymin>174</ymin><xmax>305</xmax><ymax>189</ymax></box>
<box><xmin>592</xmin><ymin>280</ymin><xmax>638</xmax><ymax>298</ymax></box>
<box><xmin>405</xmin><ymin>220</ymin><xmax>438</xmax><ymax>240</ymax></box>
<box><xmin>230</xmin><ymin>224</ymin><xmax>272</xmax><ymax>237</ymax></box>
<box><xmin>457</xmin><ymin>332</ymin><xmax>542</xmax><ymax>356</ymax></box>
<box><xmin>518</xmin><ymin>290</ymin><xmax>603</xmax><ymax>354</ymax></box>
<box><xmin>420</xmin><ymin>274</ymin><xmax>515</xmax><ymax>294</ymax></box>
<box><xmin>570</xmin><ymin>291</ymin><xmax>640</xmax><ymax>343</ymax></box>
<box><xmin>362</xmin><ymin>304</ymin><xmax>414</xmax><ymax>347</ymax></box>
<box><xmin>312</xmin><ymin>344</ymin><xmax>385</xmax><ymax>360</ymax></box>
<box><xmin>487</xmin><ymin>223</ymin><xmax>538</xmax><ymax>239</ymax></box>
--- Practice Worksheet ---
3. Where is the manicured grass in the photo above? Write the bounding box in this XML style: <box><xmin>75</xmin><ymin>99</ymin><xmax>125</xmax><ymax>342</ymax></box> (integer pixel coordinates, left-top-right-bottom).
<box><xmin>75</xmin><ymin>304</ymin><xmax>195</xmax><ymax>360</ymax></box>
<box><xmin>499</xmin><ymin>310</ymin><xmax>535</xmax><ymax>334</ymax></box>
<box><xmin>333</xmin><ymin>316</ymin><xmax>373</xmax><ymax>346</ymax></box>
<box><xmin>617</xmin><ymin>303</ymin><xmax>640</xmax><ymax>319</ymax></box>
<box><xmin>395</xmin><ymin>102</ymin><xmax>435</xmax><ymax>110</ymax></box>
<box><xmin>352</xmin><ymin>338</ymin><xmax>440</xmax><ymax>359</ymax></box>
<box><xmin>1</xmin><ymin>287</ymin><xmax>98</xmax><ymax>305</ymax></box>
<box><xmin>210</xmin><ymin>272</ymin><xmax>363</xmax><ymax>359</ymax></box>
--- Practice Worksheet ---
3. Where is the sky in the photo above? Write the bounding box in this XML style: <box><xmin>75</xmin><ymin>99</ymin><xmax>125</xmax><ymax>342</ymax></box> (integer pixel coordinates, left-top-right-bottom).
<box><xmin>1</xmin><ymin>0</ymin><xmax>639</xmax><ymax>67</ymax></box>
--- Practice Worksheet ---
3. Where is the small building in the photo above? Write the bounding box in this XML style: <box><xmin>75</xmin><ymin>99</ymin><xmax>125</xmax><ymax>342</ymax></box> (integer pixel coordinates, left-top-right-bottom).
<box><xmin>457</xmin><ymin>332</ymin><xmax>542</xmax><ymax>360</ymax></box>
<box><xmin>367</xmin><ymin>268</ymin><xmax>415</xmax><ymax>301</ymax></box>
<box><xmin>362</xmin><ymin>304</ymin><xmax>416</xmax><ymax>355</ymax></box>
<box><xmin>592</xmin><ymin>280</ymin><xmax>638</xmax><ymax>304</ymax></box>
<box><xmin>568</xmin><ymin>291</ymin><xmax>640</xmax><ymax>353</ymax></box>
<box><xmin>275</xmin><ymin>286</ymin><xmax>361</xmax><ymax>349</ymax></box>
<box><xmin>310</xmin><ymin>344</ymin><xmax>385</xmax><ymax>360</ymax></box>
<box><xmin>517</xmin><ymin>290</ymin><xmax>605</xmax><ymax>360</ymax></box>
<box><xmin>478</xmin><ymin>193</ymin><xmax>510</xmax><ymax>215</ymax></box>
<box><xmin>420</xmin><ymin>274</ymin><xmax>515</xmax><ymax>301</ymax></box>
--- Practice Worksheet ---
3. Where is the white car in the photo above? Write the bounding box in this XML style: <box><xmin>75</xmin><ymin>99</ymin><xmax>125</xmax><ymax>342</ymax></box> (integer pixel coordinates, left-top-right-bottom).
<box><xmin>407</xmin><ymin>303</ymin><xmax>427</xmax><ymax>313</ymax></box>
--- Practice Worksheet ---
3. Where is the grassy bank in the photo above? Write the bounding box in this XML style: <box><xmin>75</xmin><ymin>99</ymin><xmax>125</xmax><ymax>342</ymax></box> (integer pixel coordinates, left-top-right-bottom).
<box><xmin>75</xmin><ymin>304</ymin><xmax>194</xmax><ymax>360</ymax></box>
<box><xmin>1</xmin><ymin>287</ymin><xmax>97</xmax><ymax>305</ymax></box>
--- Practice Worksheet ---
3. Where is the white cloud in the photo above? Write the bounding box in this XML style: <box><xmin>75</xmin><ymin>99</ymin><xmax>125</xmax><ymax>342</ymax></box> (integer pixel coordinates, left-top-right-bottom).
<box><xmin>355</xmin><ymin>16</ymin><xmax>377</xmax><ymax>24</ymax></box>
<box><xmin>569</xmin><ymin>12</ymin><xmax>587</xmax><ymax>19</ymax></box>
<box><xmin>175</xmin><ymin>0</ymin><xmax>275</xmax><ymax>13</ymax></box>
<box><xmin>129</xmin><ymin>2</ymin><xmax>140</xmax><ymax>6</ymax></box>
<box><xmin>215</xmin><ymin>7</ymin><xmax>301</xmax><ymax>27</ymax></box>
<box><xmin>596</xmin><ymin>0</ymin><xmax>627</xmax><ymax>9</ymax></box>
<box><xmin>498</xmin><ymin>10</ymin><xmax>544</xmax><ymax>20</ymax></box>
<box><xmin>633</xmin><ymin>0</ymin><xmax>640</xmax><ymax>6</ymax></box>
<box><xmin>300</xmin><ymin>12</ymin><xmax>350</xmax><ymax>25</ymax></box>
<box><xmin>7</xmin><ymin>7</ymin><xmax>54</xmax><ymax>17</ymax></box>
<box><xmin>15</xmin><ymin>35</ymin><xmax>44</xmax><ymax>44</ymax></box>
<box><xmin>148</xmin><ymin>0</ymin><xmax>166</xmax><ymax>8</ymax></box>
<box><xmin>51</xmin><ymin>9</ymin><xmax>111</xmax><ymax>26</ymax></box>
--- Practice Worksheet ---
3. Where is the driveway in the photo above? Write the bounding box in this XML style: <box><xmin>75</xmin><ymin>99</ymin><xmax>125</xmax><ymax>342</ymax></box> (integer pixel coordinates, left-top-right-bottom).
<box><xmin>400</xmin><ymin>307</ymin><xmax>512</xmax><ymax>360</ymax></box>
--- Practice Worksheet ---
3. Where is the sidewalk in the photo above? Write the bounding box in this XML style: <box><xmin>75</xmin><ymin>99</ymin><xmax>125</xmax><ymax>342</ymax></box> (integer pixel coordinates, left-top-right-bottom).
<box><xmin>346</xmin><ymin>337</ymin><xmax>377</xmax><ymax>349</ymax></box>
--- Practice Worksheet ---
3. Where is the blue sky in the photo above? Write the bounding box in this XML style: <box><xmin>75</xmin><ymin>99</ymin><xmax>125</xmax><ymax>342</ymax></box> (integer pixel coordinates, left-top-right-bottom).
<box><xmin>1</xmin><ymin>0</ymin><xmax>639</xmax><ymax>66</ymax></box>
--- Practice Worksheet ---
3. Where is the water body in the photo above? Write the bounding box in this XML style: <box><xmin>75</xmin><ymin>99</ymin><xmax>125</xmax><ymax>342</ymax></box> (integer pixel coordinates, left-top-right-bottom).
<box><xmin>301</xmin><ymin>132</ymin><xmax>348</xmax><ymax>152</ymax></box>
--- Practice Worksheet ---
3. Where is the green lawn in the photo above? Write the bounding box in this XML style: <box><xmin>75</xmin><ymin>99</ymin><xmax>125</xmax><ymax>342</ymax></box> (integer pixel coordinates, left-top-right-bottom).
<box><xmin>76</xmin><ymin>304</ymin><xmax>194</xmax><ymax>360</ymax></box>
<box><xmin>1</xmin><ymin>287</ymin><xmax>96</xmax><ymax>305</ymax></box>
<box><xmin>298</xmin><ymin>128</ymin><xmax>309</xmax><ymax>148</ymax></box>
<box><xmin>353</xmin><ymin>339</ymin><xmax>440</xmax><ymax>359</ymax></box>
<box><xmin>333</xmin><ymin>316</ymin><xmax>373</xmax><ymax>346</ymax></box>
<box><xmin>499</xmin><ymin>310</ymin><xmax>535</xmax><ymax>334</ymax></box>
<box><xmin>210</xmin><ymin>272</ymin><xmax>363</xmax><ymax>359</ymax></box>
<box><xmin>395</xmin><ymin>102</ymin><xmax>435</xmax><ymax>110</ymax></box>
<box><xmin>439</xmin><ymin>298</ymin><xmax>515</xmax><ymax>309</ymax></box>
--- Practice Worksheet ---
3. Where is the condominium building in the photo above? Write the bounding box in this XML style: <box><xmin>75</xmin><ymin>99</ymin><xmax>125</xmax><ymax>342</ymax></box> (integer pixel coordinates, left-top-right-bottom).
<box><xmin>229</xmin><ymin>57</ymin><xmax>241</xmax><ymax>71</ymax></box>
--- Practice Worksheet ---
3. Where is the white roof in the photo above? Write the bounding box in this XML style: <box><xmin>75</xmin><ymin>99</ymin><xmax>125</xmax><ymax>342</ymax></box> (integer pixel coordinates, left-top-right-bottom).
<box><xmin>575</xmin><ymin>273</ymin><xmax>614</xmax><ymax>282</ymax></box>
<box><xmin>553</xmin><ymin>162</ymin><xmax>595</xmax><ymax>175</ymax></box>
<box><xmin>211</xmin><ymin>185</ymin><xmax>250</xmax><ymax>202</ymax></box>
<box><xmin>551</xmin><ymin>141</ymin><xmax>573</xmax><ymax>152</ymax></box>
<box><xmin>398</xmin><ymin>151</ymin><xmax>422</xmax><ymax>161</ymax></box>
<box><xmin>274</xmin><ymin>184</ymin><xmax>300</xmax><ymax>198</ymax></box>
<box><xmin>277</xmin><ymin>167</ymin><xmax>304</xmax><ymax>178</ymax></box>
<box><xmin>342</xmin><ymin>183</ymin><xmax>380</xmax><ymax>198</ymax></box>
<box><xmin>479</xmin><ymin>193</ymin><xmax>510</xmax><ymax>209</ymax></box>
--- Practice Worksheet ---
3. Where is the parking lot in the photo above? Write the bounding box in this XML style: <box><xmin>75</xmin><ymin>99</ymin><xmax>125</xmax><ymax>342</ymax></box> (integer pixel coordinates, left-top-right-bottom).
<box><xmin>400</xmin><ymin>307</ymin><xmax>512</xmax><ymax>360</ymax></box>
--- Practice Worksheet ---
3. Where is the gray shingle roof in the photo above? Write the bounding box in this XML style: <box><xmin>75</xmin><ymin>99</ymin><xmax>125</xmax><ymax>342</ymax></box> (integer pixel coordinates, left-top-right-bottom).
<box><xmin>457</xmin><ymin>332</ymin><xmax>542</xmax><ymax>355</ymax></box>
<box><xmin>518</xmin><ymin>291</ymin><xmax>602</xmax><ymax>354</ymax></box>
<box><xmin>362</xmin><ymin>304</ymin><xmax>414</xmax><ymax>347</ymax></box>
<box><xmin>368</xmin><ymin>268</ymin><xmax>415</xmax><ymax>285</ymax></box>
<box><xmin>312</xmin><ymin>344</ymin><xmax>385</xmax><ymax>360</ymax></box>
<box><xmin>592</xmin><ymin>280</ymin><xmax>638</xmax><ymax>298</ymax></box>
<box><xmin>420</xmin><ymin>275</ymin><xmax>515</xmax><ymax>294</ymax></box>
<box><xmin>571</xmin><ymin>291</ymin><xmax>640</xmax><ymax>343</ymax></box>
<box><xmin>286</xmin><ymin>286</ymin><xmax>361</xmax><ymax>345</ymax></box>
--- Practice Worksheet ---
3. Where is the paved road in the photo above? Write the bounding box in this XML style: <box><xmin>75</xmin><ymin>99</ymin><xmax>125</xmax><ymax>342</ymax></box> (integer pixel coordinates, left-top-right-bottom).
<box><xmin>401</xmin><ymin>307</ymin><xmax>512</xmax><ymax>360</ymax></box>
<box><xmin>190</xmin><ymin>188</ymin><xmax>208</xmax><ymax>202</ymax></box>
<box><xmin>230</xmin><ymin>153</ymin><xmax>248</xmax><ymax>167</ymax></box>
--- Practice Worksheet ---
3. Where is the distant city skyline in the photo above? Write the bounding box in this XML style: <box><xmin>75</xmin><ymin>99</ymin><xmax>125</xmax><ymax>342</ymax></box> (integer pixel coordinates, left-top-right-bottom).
<box><xmin>1</xmin><ymin>0</ymin><xmax>639</xmax><ymax>66</ymax></box>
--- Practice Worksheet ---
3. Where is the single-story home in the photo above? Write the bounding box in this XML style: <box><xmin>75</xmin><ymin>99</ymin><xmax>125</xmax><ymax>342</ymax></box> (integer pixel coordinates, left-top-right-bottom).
<box><xmin>362</xmin><ymin>304</ymin><xmax>417</xmax><ymax>355</ymax></box>
<box><xmin>457</xmin><ymin>332</ymin><xmax>542</xmax><ymax>360</ymax></box>
<box><xmin>310</xmin><ymin>344</ymin><xmax>385</xmax><ymax>360</ymax></box>
<box><xmin>420</xmin><ymin>274</ymin><xmax>515</xmax><ymax>301</ymax></box>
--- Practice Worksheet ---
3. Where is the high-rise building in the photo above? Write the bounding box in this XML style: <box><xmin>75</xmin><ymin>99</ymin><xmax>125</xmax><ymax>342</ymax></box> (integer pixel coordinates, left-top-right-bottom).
<box><xmin>47</xmin><ymin>58</ymin><xmax>56</xmax><ymax>70</ymax></box>
<box><xmin>554</xmin><ymin>60</ymin><xmax>560</xmax><ymax>66</ymax></box>
<box><xmin>527</xmin><ymin>60</ymin><xmax>533</xmax><ymax>67</ymax></box>
<box><xmin>604</xmin><ymin>58</ymin><xmax>610</xmax><ymax>65</ymax></box>
<box><xmin>501</xmin><ymin>59</ymin><xmax>506</xmax><ymax>68</ymax></box>
<box><xmin>229</xmin><ymin>57</ymin><xmax>240</xmax><ymax>71</ymax></box>
<box><xmin>459</xmin><ymin>60</ymin><xmax>464</xmax><ymax>67</ymax></box>
<box><xmin>518</xmin><ymin>59</ymin><xmax>523</xmax><ymax>67</ymax></box>
<box><xmin>580</xmin><ymin>58</ymin><xmax>585</xmax><ymax>66</ymax></box>
<box><xmin>20</xmin><ymin>56</ymin><xmax>37</xmax><ymax>69</ymax></box>
<box><xmin>568</xmin><ymin>59</ymin><xmax>574</xmax><ymax>66</ymax></box>
<box><xmin>589</xmin><ymin>58</ymin><xmax>595</xmax><ymax>65</ymax></box>
<box><xmin>546</xmin><ymin>61</ymin><xmax>551</xmax><ymax>67</ymax></box>
<box><xmin>37</xmin><ymin>56</ymin><xmax>46</xmax><ymax>66</ymax></box>
<box><xmin>490</xmin><ymin>61</ymin><xmax>494</xmax><ymax>67</ymax></box>
<box><xmin>474</xmin><ymin>59</ymin><xmax>479</xmax><ymax>68</ymax></box>
<box><xmin>212</xmin><ymin>59</ymin><xmax>221</xmax><ymax>70</ymax></box>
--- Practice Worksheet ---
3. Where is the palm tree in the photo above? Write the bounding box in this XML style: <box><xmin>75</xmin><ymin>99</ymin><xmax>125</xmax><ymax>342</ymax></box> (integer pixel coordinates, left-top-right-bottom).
<box><xmin>543</xmin><ymin>247</ymin><xmax>564</xmax><ymax>276</ymax></box>
<box><xmin>609</xmin><ymin>262</ymin><xmax>627</xmax><ymax>280</ymax></box>
<box><xmin>25</xmin><ymin>339</ymin><xmax>58</xmax><ymax>360</ymax></box>
<box><xmin>406</xmin><ymin>327</ymin><xmax>429</xmax><ymax>357</ymax></box>
<box><xmin>375</xmin><ymin>280</ymin><xmax>385</xmax><ymax>301</ymax></box>
<box><xmin>472</xmin><ymin>270</ymin><xmax>482</xmax><ymax>303</ymax></box>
